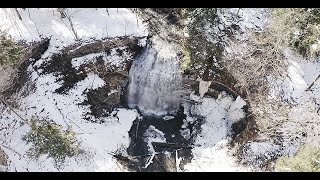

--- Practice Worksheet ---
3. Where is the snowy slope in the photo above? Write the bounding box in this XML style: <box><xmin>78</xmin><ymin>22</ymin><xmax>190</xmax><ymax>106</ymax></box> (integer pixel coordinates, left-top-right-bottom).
<box><xmin>0</xmin><ymin>8</ymin><xmax>148</xmax><ymax>172</ymax></box>
<box><xmin>0</xmin><ymin>8</ymin><xmax>147</xmax><ymax>43</ymax></box>
<box><xmin>182</xmin><ymin>92</ymin><xmax>249</xmax><ymax>172</ymax></box>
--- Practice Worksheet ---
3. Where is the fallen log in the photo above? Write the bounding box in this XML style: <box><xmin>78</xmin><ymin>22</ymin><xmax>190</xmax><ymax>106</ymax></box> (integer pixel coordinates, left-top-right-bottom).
<box><xmin>151</xmin><ymin>142</ymin><xmax>192</xmax><ymax>149</ymax></box>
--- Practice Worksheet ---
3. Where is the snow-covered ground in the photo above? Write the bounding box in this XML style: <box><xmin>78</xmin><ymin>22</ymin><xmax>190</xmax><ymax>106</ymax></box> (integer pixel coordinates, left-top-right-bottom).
<box><xmin>1</xmin><ymin>105</ymin><xmax>139</xmax><ymax>171</ymax></box>
<box><xmin>182</xmin><ymin>92</ymin><xmax>249</xmax><ymax>172</ymax></box>
<box><xmin>1</xmin><ymin>61</ymin><xmax>140</xmax><ymax>171</ymax></box>
<box><xmin>0</xmin><ymin>8</ymin><xmax>148</xmax><ymax>172</ymax></box>
<box><xmin>0</xmin><ymin>8</ymin><xmax>148</xmax><ymax>68</ymax></box>
<box><xmin>0</xmin><ymin>8</ymin><xmax>147</xmax><ymax>44</ymax></box>
<box><xmin>2</xmin><ymin>8</ymin><xmax>318</xmax><ymax>172</ymax></box>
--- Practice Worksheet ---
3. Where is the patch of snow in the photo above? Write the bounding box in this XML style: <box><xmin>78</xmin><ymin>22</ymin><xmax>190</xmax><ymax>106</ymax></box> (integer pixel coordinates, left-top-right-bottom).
<box><xmin>183</xmin><ymin>92</ymin><xmax>247</xmax><ymax>171</ymax></box>
<box><xmin>190</xmin><ymin>93</ymin><xmax>201</xmax><ymax>102</ymax></box>
<box><xmin>228</xmin><ymin>96</ymin><xmax>246</xmax><ymax>123</ymax></box>
<box><xmin>237</xmin><ymin>8</ymin><xmax>270</xmax><ymax>31</ymax></box>
<box><xmin>251</xmin><ymin>49</ymin><xmax>320</xmax><ymax>167</ymax></box>
<box><xmin>138</xmin><ymin>37</ymin><xmax>147</xmax><ymax>47</ymax></box>
<box><xmin>180</xmin><ymin>129</ymin><xmax>191</xmax><ymax>140</ymax></box>
<box><xmin>240</xmin><ymin>140</ymin><xmax>299</xmax><ymax>168</ymax></box>
<box><xmin>184</xmin><ymin>140</ymin><xmax>249</xmax><ymax>172</ymax></box>
<box><xmin>162</xmin><ymin>116</ymin><xmax>175</xmax><ymax>121</ymax></box>
<box><xmin>199</xmin><ymin>80</ymin><xmax>211</xmax><ymax>98</ymax></box>
<box><xmin>0</xmin><ymin>8</ymin><xmax>147</xmax><ymax>43</ymax></box>
<box><xmin>71</xmin><ymin>52</ymin><xmax>105</xmax><ymax>70</ymax></box>
<box><xmin>107</xmin><ymin>90</ymin><xmax>118</xmax><ymax>96</ymax></box>
<box><xmin>21</xmin><ymin>72</ymin><xmax>105</xmax><ymax>127</ymax></box>
<box><xmin>302</xmin><ymin>61</ymin><xmax>320</xmax><ymax>86</ymax></box>
<box><xmin>215</xmin><ymin>91</ymin><xmax>234</xmax><ymax>110</ymax></box>
<box><xmin>269</xmin><ymin>49</ymin><xmax>309</xmax><ymax>104</ymax></box>
<box><xmin>191</xmin><ymin>96</ymin><xmax>229</xmax><ymax>148</ymax></box>
<box><xmin>71</xmin><ymin>47</ymin><xmax>128</xmax><ymax>71</ymax></box>
<box><xmin>186</xmin><ymin>116</ymin><xmax>196</xmax><ymax>123</ymax></box>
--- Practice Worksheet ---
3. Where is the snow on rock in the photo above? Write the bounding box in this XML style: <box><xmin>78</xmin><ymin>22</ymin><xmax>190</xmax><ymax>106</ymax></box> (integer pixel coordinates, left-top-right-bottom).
<box><xmin>302</xmin><ymin>61</ymin><xmax>320</xmax><ymax>87</ymax></box>
<box><xmin>143</xmin><ymin>126</ymin><xmax>166</xmax><ymax>154</ymax></box>
<box><xmin>21</xmin><ymin>72</ymin><xmax>105</xmax><ymax>126</ymax></box>
<box><xmin>162</xmin><ymin>116</ymin><xmax>175</xmax><ymax>121</ymax></box>
<box><xmin>191</xmin><ymin>97</ymin><xmax>229</xmax><ymax>148</ymax></box>
<box><xmin>71</xmin><ymin>53</ymin><xmax>105</xmax><ymax>70</ymax></box>
<box><xmin>183</xmin><ymin>92</ymin><xmax>247</xmax><ymax>171</ymax></box>
<box><xmin>215</xmin><ymin>8</ymin><xmax>270</xmax><ymax>44</ymax></box>
<box><xmin>217</xmin><ymin>8</ymin><xmax>268</xmax><ymax>31</ymax></box>
<box><xmin>215</xmin><ymin>91</ymin><xmax>234</xmax><ymax>110</ymax></box>
<box><xmin>76</xmin><ymin>108</ymin><xmax>139</xmax><ymax>172</ymax></box>
<box><xmin>282</xmin><ymin>49</ymin><xmax>308</xmax><ymax>103</ymax></box>
<box><xmin>236</xmin><ymin>8</ymin><xmax>270</xmax><ymax>31</ymax></box>
<box><xmin>199</xmin><ymin>80</ymin><xmax>211</xmax><ymax>98</ymax></box>
<box><xmin>269</xmin><ymin>49</ymin><xmax>320</xmax><ymax>105</ymax></box>
<box><xmin>301</xmin><ymin>60</ymin><xmax>320</xmax><ymax>107</ymax></box>
<box><xmin>180</xmin><ymin>129</ymin><xmax>191</xmax><ymax>140</ymax></box>
<box><xmin>228</xmin><ymin>96</ymin><xmax>247</xmax><ymax>123</ymax></box>
<box><xmin>71</xmin><ymin>47</ymin><xmax>128</xmax><ymax>71</ymax></box>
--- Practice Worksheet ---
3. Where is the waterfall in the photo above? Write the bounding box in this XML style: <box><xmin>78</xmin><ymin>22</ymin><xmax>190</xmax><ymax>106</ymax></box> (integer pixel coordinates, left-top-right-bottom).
<box><xmin>128</xmin><ymin>37</ymin><xmax>182</xmax><ymax>116</ymax></box>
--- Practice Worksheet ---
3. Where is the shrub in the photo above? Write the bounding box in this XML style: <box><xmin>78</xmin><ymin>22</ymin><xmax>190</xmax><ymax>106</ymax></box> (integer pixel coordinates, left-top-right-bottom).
<box><xmin>223</xmin><ymin>8</ymin><xmax>307</xmax><ymax>137</ymax></box>
<box><xmin>0</xmin><ymin>33</ymin><xmax>23</xmax><ymax>66</ymax></box>
<box><xmin>272</xmin><ymin>8</ymin><xmax>320</xmax><ymax>58</ymax></box>
<box><xmin>275</xmin><ymin>145</ymin><xmax>320</xmax><ymax>172</ymax></box>
<box><xmin>22</xmin><ymin>116</ymin><xmax>83</xmax><ymax>168</ymax></box>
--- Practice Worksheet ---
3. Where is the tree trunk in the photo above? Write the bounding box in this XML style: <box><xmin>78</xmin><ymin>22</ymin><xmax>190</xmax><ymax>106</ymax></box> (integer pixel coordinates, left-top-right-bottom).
<box><xmin>306</xmin><ymin>73</ymin><xmax>320</xmax><ymax>91</ymax></box>
<box><xmin>14</xmin><ymin>8</ymin><xmax>22</xmax><ymax>20</ymax></box>
<box><xmin>57</xmin><ymin>8</ymin><xmax>66</xmax><ymax>18</ymax></box>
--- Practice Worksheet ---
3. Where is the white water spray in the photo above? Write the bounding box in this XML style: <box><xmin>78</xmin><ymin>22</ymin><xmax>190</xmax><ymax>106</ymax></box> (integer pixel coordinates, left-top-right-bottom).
<box><xmin>128</xmin><ymin>37</ymin><xmax>182</xmax><ymax>116</ymax></box>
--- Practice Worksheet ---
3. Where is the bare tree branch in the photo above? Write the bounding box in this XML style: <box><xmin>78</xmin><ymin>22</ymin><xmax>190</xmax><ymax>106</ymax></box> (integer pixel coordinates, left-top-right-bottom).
<box><xmin>306</xmin><ymin>73</ymin><xmax>320</xmax><ymax>91</ymax></box>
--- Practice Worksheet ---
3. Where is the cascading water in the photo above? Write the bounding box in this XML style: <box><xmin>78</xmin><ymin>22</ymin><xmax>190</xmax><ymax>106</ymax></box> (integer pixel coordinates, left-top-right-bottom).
<box><xmin>128</xmin><ymin>37</ymin><xmax>182</xmax><ymax>116</ymax></box>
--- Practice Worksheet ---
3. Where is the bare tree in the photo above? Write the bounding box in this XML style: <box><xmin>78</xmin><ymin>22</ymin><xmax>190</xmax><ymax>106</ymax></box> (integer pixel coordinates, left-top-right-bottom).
<box><xmin>57</xmin><ymin>9</ymin><xmax>79</xmax><ymax>40</ymax></box>
<box><xmin>57</xmin><ymin>8</ymin><xmax>66</xmax><ymax>18</ymax></box>
<box><xmin>14</xmin><ymin>8</ymin><xmax>22</xmax><ymax>20</ymax></box>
